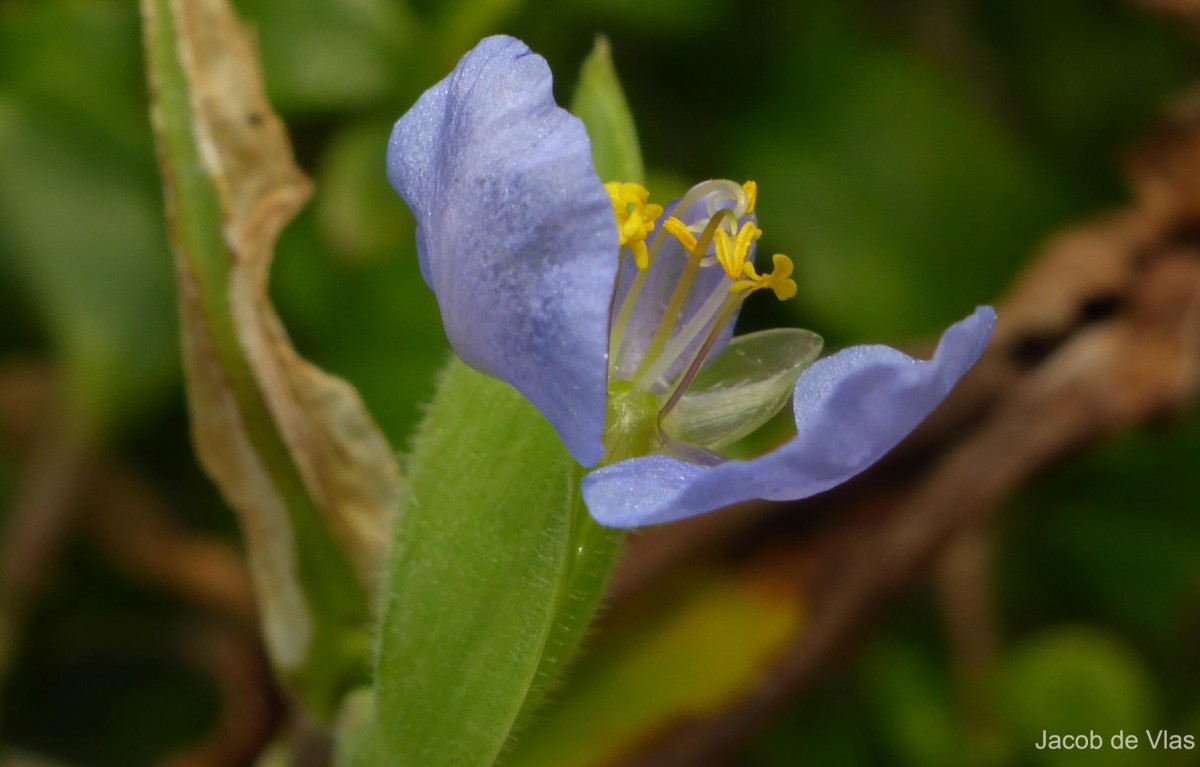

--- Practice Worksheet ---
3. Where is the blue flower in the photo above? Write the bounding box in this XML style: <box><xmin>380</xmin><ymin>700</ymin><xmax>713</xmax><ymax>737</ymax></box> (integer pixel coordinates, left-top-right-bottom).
<box><xmin>387</xmin><ymin>35</ymin><xmax>995</xmax><ymax>528</ymax></box>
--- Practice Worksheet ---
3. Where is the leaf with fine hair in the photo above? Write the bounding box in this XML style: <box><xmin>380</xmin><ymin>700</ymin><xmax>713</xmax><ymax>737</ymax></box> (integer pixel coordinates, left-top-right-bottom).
<box><xmin>366</xmin><ymin>360</ymin><xmax>623</xmax><ymax>766</ymax></box>
<box><xmin>360</xmin><ymin>41</ymin><xmax>646</xmax><ymax>765</ymax></box>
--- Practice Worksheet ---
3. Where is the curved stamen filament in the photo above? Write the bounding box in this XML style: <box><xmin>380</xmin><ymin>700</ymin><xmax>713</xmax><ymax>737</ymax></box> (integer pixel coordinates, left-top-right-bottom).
<box><xmin>608</xmin><ymin>179</ymin><xmax>758</xmax><ymax>379</ymax></box>
<box><xmin>638</xmin><ymin>255</ymin><xmax>798</xmax><ymax>390</ymax></box>
<box><xmin>632</xmin><ymin>209</ymin><xmax>736</xmax><ymax>382</ymax></box>
<box><xmin>609</xmin><ymin>273</ymin><xmax>643</xmax><ymax>371</ymax></box>
<box><xmin>634</xmin><ymin>279</ymin><xmax>731</xmax><ymax>389</ymax></box>
<box><xmin>657</xmin><ymin>294</ymin><xmax>745</xmax><ymax>420</ymax></box>
<box><xmin>610</xmin><ymin>184</ymin><xmax>717</xmax><ymax>362</ymax></box>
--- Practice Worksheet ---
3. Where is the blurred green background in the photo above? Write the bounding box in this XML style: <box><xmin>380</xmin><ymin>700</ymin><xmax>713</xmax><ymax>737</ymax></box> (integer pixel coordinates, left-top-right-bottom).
<box><xmin>1</xmin><ymin>0</ymin><xmax>1198</xmax><ymax>764</ymax></box>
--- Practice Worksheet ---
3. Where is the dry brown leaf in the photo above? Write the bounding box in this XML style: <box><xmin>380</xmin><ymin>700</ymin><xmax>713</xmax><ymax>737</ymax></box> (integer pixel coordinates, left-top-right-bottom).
<box><xmin>146</xmin><ymin>0</ymin><xmax>400</xmax><ymax>672</ymax></box>
<box><xmin>177</xmin><ymin>0</ymin><xmax>398</xmax><ymax>593</ymax></box>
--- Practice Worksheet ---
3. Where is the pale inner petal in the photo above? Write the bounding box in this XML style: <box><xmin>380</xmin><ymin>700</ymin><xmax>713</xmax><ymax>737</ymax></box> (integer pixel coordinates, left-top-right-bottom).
<box><xmin>661</xmin><ymin>328</ymin><xmax>823</xmax><ymax>450</ymax></box>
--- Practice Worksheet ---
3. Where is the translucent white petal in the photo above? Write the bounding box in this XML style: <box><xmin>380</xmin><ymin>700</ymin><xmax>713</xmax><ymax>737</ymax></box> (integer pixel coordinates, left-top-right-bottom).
<box><xmin>660</xmin><ymin>327</ymin><xmax>824</xmax><ymax>450</ymax></box>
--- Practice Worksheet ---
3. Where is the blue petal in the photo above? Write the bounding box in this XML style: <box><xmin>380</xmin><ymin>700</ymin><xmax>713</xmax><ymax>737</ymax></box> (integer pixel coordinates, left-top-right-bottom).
<box><xmin>582</xmin><ymin>306</ymin><xmax>996</xmax><ymax>527</ymax></box>
<box><xmin>387</xmin><ymin>35</ymin><xmax>616</xmax><ymax>466</ymax></box>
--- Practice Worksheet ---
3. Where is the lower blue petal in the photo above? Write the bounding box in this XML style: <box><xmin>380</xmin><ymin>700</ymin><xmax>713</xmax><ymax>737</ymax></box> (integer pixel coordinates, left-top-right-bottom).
<box><xmin>582</xmin><ymin>306</ymin><xmax>996</xmax><ymax>527</ymax></box>
<box><xmin>387</xmin><ymin>35</ymin><xmax>616</xmax><ymax>466</ymax></box>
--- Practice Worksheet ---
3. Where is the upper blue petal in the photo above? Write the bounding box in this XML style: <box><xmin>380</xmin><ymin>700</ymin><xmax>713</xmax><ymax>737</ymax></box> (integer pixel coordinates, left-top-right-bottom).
<box><xmin>387</xmin><ymin>35</ymin><xmax>617</xmax><ymax>466</ymax></box>
<box><xmin>582</xmin><ymin>306</ymin><xmax>996</xmax><ymax>527</ymax></box>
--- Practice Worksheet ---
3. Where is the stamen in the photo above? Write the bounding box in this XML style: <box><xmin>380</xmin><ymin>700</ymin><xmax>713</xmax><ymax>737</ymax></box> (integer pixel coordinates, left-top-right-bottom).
<box><xmin>742</xmin><ymin>180</ymin><xmax>757</xmax><ymax>214</ymax></box>
<box><xmin>606</xmin><ymin>181</ymin><xmax>662</xmax><ymax>270</ymax></box>
<box><xmin>685</xmin><ymin>179</ymin><xmax>744</xmax><ymax>217</ymax></box>
<box><xmin>632</xmin><ymin>209</ymin><xmax>736</xmax><ymax>382</ymax></box>
<box><xmin>608</xmin><ymin>178</ymin><xmax>774</xmax><ymax>388</ymax></box>
<box><xmin>731</xmin><ymin>253</ymin><xmax>797</xmax><ymax>300</ymax></box>
<box><xmin>609</xmin><ymin>268</ymin><xmax>646</xmax><ymax>372</ymax></box>
<box><xmin>662</xmin><ymin>217</ymin><xmax>697</xmax><ymax>253</ymax></box>
<box><xmin>635</xmin><ymin>284</ymin><xmax>737</xmax><ymax>390</ymax></box>
<box><xmin>643</xmin><ymin>254</ymin><xmax>797</xmax><ymax>391</ymax></box>
<box><xmin>609</xmin><ymin>215</ymin><xmax>674</xmax><ymax>369</ymax></box>
<box><xmin>606</xmin><ymin>181</ymin><xmax>665</xmax><ymax>371</ymax></box>
<box><xmin>657</xmin><ymin>294</ymin><xmax>744</xmax><ymax>419</ymax></box>
<box><xmin>713</xmin><ymin>222</ymin><xmax>762</xmax><ymax>279</ymax></box>
<box><xmin>698</xmin><ymin>179</ymin><xmax>748</xmax><ymax>220</ymax></box>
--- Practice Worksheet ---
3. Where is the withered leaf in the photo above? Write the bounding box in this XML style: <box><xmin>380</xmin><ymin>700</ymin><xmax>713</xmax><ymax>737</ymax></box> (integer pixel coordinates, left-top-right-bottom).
<box><xmin>143</xmin><ymin>0</ymin><xmax>399</xmax><ymax>710</ymax></box>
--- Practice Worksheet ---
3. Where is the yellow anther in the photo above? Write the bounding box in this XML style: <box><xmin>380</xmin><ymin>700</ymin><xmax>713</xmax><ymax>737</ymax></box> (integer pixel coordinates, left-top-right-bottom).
<box><xmin>606</xmin><ymin>181</ymin><xmax>663</xmax><ymax>270</ymax></box>
<box><xmin>663</xmin><ymin>216</ymin><xmax>698</xmax><ymax>254</ymax></box>
<box><xmin>714</xmin><ymin>221</ymin><xmax>762</xmax><ymax>279</ymax></box>
<box><xmin>742</xmin><ymin>180</ymin><xmax>757</xmax><ymax>214</ymax></box>
<box><xmin>731</xmin><ymin>254</ymin><xmax>797</xmax><ymax>301</ymax></box>
<box><xmin>713</xmin><ymin>231</ymin><xmax>734</xmax><ymax>274</ymax></box>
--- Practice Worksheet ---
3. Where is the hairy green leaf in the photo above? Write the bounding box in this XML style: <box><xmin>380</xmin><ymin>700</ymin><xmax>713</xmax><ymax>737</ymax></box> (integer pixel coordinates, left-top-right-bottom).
<box><xmin>368</xmin><ymin>360</ymin><xmax>622</xmax><ymax>766</ymax></box>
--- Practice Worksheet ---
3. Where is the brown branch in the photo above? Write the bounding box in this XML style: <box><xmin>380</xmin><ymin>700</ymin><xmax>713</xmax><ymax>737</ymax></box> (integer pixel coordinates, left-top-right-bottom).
<box><xmin>82</xmin><ymin>468</ymin><xmax>258</xmax><ymax>627</ymax></box>
<box><xmin>0</xmin><ymin>360</ymin><xmax>279</xmax><ymax>763</ymax></box>
<box><xmin>0</xmin><ymin>364</ymin><xmax>91</xmax><ymax>685</ymax></box>
<box><xmin>936</xmin><ymin>526</ymin><xmax>1000</xmax><ymax>735</ymax></box>
<box><xmin>615</xmin><ymin>90</ymin><xmax>1200</xmax><ymax>765</ymax></box>
<box><xmin>1132</xmin><ymin>0</ymin><xmax>1200</xmax><ymax>31</ymax></box>
<box><xmin>160</xmin><ymin>626</ymin><xmax>278</xmax><ymax>767</ymax></box>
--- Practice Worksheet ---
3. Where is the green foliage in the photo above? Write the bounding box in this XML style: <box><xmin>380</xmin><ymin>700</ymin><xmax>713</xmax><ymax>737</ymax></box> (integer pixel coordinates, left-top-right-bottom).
<box><xmin>860</xmin><ymin>640</ymin><xmax>966</xmax><ymax>767</ymax></box>
<box><xmin>1005</xmin><ymin>422</ymin><xmax>1200</xmax><ymax>641</ymax></box>
<box><xmin>315</xmin><ymin>121</ymin><xmax>414</xmax><ymax>263</ymax></box>
<box><xmin>368</xmin><ymin>360</ymin><xmax>623</xmax><ymax>765</ymax></box>
<box><xmin>566</xmin><ymin>0</ymin><xmax>724</xmax><ymax>36</ymax></box>
<box><xmin>2</xmin><ymin>0</ymin><xmax>1199</xmax><ymax>763</ymax></box>
<box><xmin>0</xmin><ymin>2</ymin><xmax>176</xmax><ymax>431</ymax></box>
<box><xmin>263</xmin><ymin>206</ymin><xmax>448</xmax><ymax>448</ymax></box>
<box><xmin>736</xmin><ymin>0</ymin><xmax>1070</xmax><ymax>342</ymax></box>
<box><xmin>504</xmin><ymin>570</ymin><xmax>802</xmax><ymax>767</ymax></box>
<box><xmin>235</xmin><ymin>0</ymin><xmax>420</xmax><ymax>113</ymax></box>
<box><xmin>999</xmin><ymin>628</ymin><xmax>1155</xmax><ymax>767</ymax></box>
<box><xmin>571</xmin><ymin>37</ymin><xmax>645</xmax><ymax>185</ymax></box>
<box><xmin>425</xmin><ymin>0</ymin><xmax>525</xmax><ymax>78</ymax></box>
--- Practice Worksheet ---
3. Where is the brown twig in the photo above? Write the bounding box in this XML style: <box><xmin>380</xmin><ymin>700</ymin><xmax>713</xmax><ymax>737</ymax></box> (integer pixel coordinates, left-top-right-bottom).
<box><xmin>0</xmin><ymin>360</ymin><xmax>279</xmax><ymax>764</ymax></box>
<box><xmin>161</xmin><ymin>626</ymin><xmax>278</xmax><ymax>767</ymax></box>
<box><xmin>82</xmin><ymin>468</ymin><xmax>258</xmax><ymax>627</ymax></box>
<box><xmin>0</xmin><ymin>364</ymin><xmax>91</xmax><ymax>685</ymax></box>
<box><xmin>936</xmin><ymin>525</ymin><xmax>1000</xmax><ymax>736</ymax></box>
<box><xmin>82</xmin><ymin>468</ymin><xmax>278</xmax><ymax>766</ymax></box>
<box><xmin>1133</xmin><ymin>0</ymin><xmax>1200</xmax><ymax>31</ymax></box>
